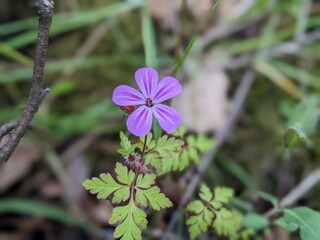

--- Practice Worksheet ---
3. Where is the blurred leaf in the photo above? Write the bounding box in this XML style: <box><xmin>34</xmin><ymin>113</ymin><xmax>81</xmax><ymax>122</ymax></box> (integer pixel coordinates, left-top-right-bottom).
<box><xmin>285</xmin><ymin>124</ymin><xmax>309</xmax><ymax>148</ymax></box>
<box><xmin>50</xmin><ymin>79</ymin><xmax>77</xmax><ymax>96</ymax></box>
<box><xmin>269</xmin><ymin>60</ymin><xmax>320</xmax><ymax>90</ymax></box>
<box><xmin>253</xmin><ymin>59</ymin><xmax>302</xmax><ymax>99</ymax></box>
<box><xmin>0</xmin><ymin>199</ymin><xmax>96</xmax><ymax>234</ymax></box>
<box><xmin>35</xmin><ymin>100</ymin><xmax>121</xmax><ymax>138</ymax></box>
<box><xmin>217</xmin><ymin>155</ymin><xmax>255</xmax><ymax>190</ymax></box>
<box><xmin>152</xmin><ymin>117</ymin><xmax>162</xmax><ymax>141</ymax></box>
<box><xmin>276</xmin><ymin>207</ymin><xmax>320</xmax><ymax>240</ymax></box>
<box><xmin>141</xmin><ymin>6</ymin><xmax>158</xmax><ymax>68</ymax></box>
<box><xmin>0</xmin><ymin>55</ymin><xmax>172</xmax><ymax>83</ymax></box>
<box><xmin>257</xmin><ymin>191</ymin><xmax>278</xmax><ymax>208</ymax></box>
<box><xmin>229</xmin><ymin>16</ymin><xmax>320</xmax><ymax>54</ymax></box>
<box><xmin>0</xmin><ymin>18</ymin><xmax>37</xmax><ymax>36</ymax></box>
<box><xmin>0</xmin><ymin>42</ymin><xmax>33</xmax><ymax>66</ymax></box>
<box><xmin>7</xmin><ymin>2</ymin><xmax>144</xmax><ymax>49</ymax></box>
<box><xmin>243</xmin><ymin>213</ymin><xmax>269</xmax><ymax>230</ymax></box>
<box><xmin>282</xmin><ymin>95</ymin><xmax>319</xmax><ymax>135</ymax></box>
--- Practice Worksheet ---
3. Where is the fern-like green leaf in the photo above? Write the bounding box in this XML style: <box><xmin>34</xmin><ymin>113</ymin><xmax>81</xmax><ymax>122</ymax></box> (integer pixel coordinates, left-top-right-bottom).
<box><xmin>210</xmin><ymin>187</ymin><xmax>234</xmax><ymax>209</ymax></box>
<box><xmin>144</xmin><ymin>151</ymin><xmax>162</xmax><ymax>170</ymax></box>
<box><xmin>156</xmin><ymin>135</ymin><xmax>184</xmax><ymax>174</ymax></box>
<box><xmin>186</xmin><ymin>200</ymin><xmax>205</xmax><ymax>214</ymax></box>
<box><xmin>135</xmin><ymin>173</ymin><xmax>156</xmax><ymax>188</ymax></box>
<box><xmin>118</xmin><ymin>131</ymin><xmax>136</xmax><ymax>155</ymax></box>
<box><xmin>186</xmin><ymin>200</ymin><xmax>214</xmax><ymax>239</ymax></box>
<box><xmin>171</xmin><ymin>125</ymin><xmax>187</xmax><ymax>138</ymax></box>
<box><xmin>195</xmin><ymin>135</ymin><xmax>214</xmax><ymax>152</ymax></box>
<box><xmin>213</xmin><ymin>209</ymin><xmax>242</xmax><ymax>239</ymax></box>
<box><xmin>239</xmin><ymin>228</ymin><xmax>256</xmax><ymax>240</ymax></box>
<box><xmin>82</xmin><ymin>163</ymin><xmax>134</xmax><ymax>203</ymax></box>
<box><xmin>109</xmin><ymin>199</ymin><xmax>148</xmax><ymax>240</ymax></box>
<box><xmin>199</xmin><ymin>184</ymin><xmax>213</xmax><ymax>202</ymax></box>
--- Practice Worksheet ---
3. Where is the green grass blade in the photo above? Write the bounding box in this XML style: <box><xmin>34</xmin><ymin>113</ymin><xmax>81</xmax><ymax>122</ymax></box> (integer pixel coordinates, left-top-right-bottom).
<box><xmin>7</xmin><ymin>2</ymin><xmax>144</xmax><ymax>49</ymax></box>
<box><xmin>140</xmin><ymin>5</ymin><xmax>158</xmax><ymax>68</ymax></box>
<box><xmin>0</xmin><ymin>199</ymin><xmax>98</xmax><ymax>234</ymax></box>
<box><xmin>171</xmin><ymin>35</ymin><xmax>197</xmax><ymax>75</ymax></box>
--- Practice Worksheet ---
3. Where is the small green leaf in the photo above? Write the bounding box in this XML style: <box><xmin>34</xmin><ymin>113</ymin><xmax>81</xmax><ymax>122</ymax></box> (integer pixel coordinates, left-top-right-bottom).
<box><xmin>188</xmin><ymin>147</ymin><xmax>200</xmax><ymax>163</ymax></box>
<box><xmin>135</xmin><ymin>173</ymin><xmax>156</xmax><ymax>189</ymax></box>
<box><xmin>240</xmin><ymin>228</ymin><xmax>256</xmax><ymax>240</ymax></box>
<box><xmin>199</xmin><ymin>184</ymin><xmax>213</xmax><ymax>203</ymax></box>
<box><xmin>82</xmin><ymin>163</ymin><xmax>134</xmax><ymax>203</ymax></box>
<box><xmin>118</xmin><ymin>131</ymin><xmax>136</xmax><ymax>155</ymax></box>
<box><xmin>284</xmin><ymin>124</ymin><xmax>309</xmax><ymax>148</ymax></box>
<box><xmin>186</xmin><ymin>200</ymin><xmax>205</xmax><ymax>214</ymax></box>
<box><xmin>171</xmin><ymin>125</ymin><xmax>187</xmax><ymax>138</ymax></box>
<box><xmin>275</xmin><ymin>207</ymin><xmax>320</xmax><ymax>240</ymax></box>
<box><xmin>209</xmin><ymin>187</ymin><xmax>234</xmax><ymax>209</ymax></box>
<box><xmin>115</xmin><ymin>162</ymin><xmax>135</xmax><ymax>186</ymax></box>
<box><xmin>133</xmin><ymin>172</ymin><xmax>172</xmax><ymax>210</ymax></box>
<box><xmin>282</xmin><ymin>95</ymin><xmax>319</xmax><ymax>135</ymax></box>
<box><xmin>109</xmin><ymin>200</ymin><xmax>147</xmax><ymax>240</ymax></box>
<box><xmin>195</xmin><ymin>135</ymin><xmax>214</xmax><ymax>152</ymax></box>
<box><xmin>243</xmin><ymin>213</ymin><xmax>269</xmax><ymax>230</ymax></box>
<box><xmin>136</xmin><ymin>185</ymin><xmax>172</xmax><ymax>211</ymax></box>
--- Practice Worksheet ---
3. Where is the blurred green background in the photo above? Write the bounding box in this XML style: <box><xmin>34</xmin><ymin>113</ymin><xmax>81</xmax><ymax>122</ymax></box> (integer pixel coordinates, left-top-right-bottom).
<box><xmin>0</xmin><ymin>0</ymin><xmax>320</xmax><ymax>239</ymax></box>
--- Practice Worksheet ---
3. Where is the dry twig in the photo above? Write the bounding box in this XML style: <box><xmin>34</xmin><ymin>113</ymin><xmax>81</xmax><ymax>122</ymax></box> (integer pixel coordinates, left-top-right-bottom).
<box><xmin>0</xmin><ymin>0</ymin><xmax>54</xmax><ymax>163</ymax></box>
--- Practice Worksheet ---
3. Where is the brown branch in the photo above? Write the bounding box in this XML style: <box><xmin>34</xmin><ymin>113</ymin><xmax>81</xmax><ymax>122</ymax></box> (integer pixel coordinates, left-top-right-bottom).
<box><xmin>0</xmin><ymin>121</ymin><xmax>17</xmax><ymax>141</ymax></box>
<box><xmin>0</xmin><ymin>0</ymin><xmax>54</xmax><ymax>163</ymax></box>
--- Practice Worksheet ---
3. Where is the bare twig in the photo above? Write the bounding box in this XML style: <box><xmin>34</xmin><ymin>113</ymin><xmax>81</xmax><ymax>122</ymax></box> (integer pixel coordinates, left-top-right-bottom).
<box><xmin>280</xmin><ymin>169</ymin><xmax>320</xmax><ymax>208</ymax></box>
<box><xmin>162</xmin><ymin>69</ymin><xmax>256</xmax><ymax>238</ymax></box>
<box><xmin>0</xmin><ymin>0</ymin><xmax>54</xmax><ymax>163</ymax></box>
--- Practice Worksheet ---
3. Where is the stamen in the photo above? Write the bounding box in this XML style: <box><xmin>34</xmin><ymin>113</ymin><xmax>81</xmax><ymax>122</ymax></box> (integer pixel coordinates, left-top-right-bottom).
<box><xmin>146</xmin><ymin>98</ymin><xmax>154</xmax><ymax>107</ymax></box>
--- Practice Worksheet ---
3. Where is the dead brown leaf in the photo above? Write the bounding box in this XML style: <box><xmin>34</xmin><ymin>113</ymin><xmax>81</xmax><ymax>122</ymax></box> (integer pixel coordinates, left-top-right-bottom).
<box><xmin>0</xmin><ymin>137</ymin><xmax>41</xmax><ymax>191</ymax></box>
<box><xmin>148</xmin><ymin>0</ymin><xmax>180</xmax><ymax>29</ymax></box>
<box><xmin>218</xmin><ymin>0</ymin><xmax>255</xmax><ymax>22</ymax></box>
<box><xmin>172</xmin><ymin>50</ymin><xmax>230</xmax><ymax>133</ymax></box>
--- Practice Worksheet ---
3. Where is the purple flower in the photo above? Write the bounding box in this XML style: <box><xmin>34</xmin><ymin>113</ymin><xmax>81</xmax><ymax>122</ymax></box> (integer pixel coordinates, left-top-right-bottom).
<box><xmin>112</xmin><ymin>67</ymin><xmax>182</xmax><ymax>137</ymax></box>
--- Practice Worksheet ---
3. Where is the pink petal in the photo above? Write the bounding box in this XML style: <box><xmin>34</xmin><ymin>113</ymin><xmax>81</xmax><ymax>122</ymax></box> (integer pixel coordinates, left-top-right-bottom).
<box><xmin>112</xmin><ymin>85</ymin><xmax>145</xmax><ymax>106</ymax></box>
<box><xmin>127</xmin><ymin>106</ymin><xmax>153</xmax><ymax>136</ymax></box>
<box><xmin>153</xmin><ymin>104</ymin><xmax>181</xmax><ymax>133</ymax></box>
<box><xmin>153</xmin><ymin>76</ymin><xmax>182</xmax><ymax>104</ymax></box>
<box><xmin>135</xmin><ymin>67</ymin><xmax>158</xmax><ymax>98</ymax></box>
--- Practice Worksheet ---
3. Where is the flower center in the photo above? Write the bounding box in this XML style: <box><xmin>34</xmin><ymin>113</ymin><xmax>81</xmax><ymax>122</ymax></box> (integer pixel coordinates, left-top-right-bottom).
<box><xmin>146</xmin><ymin>98</ymin><xmax>154</xmax><ymax>107</ymax></box>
